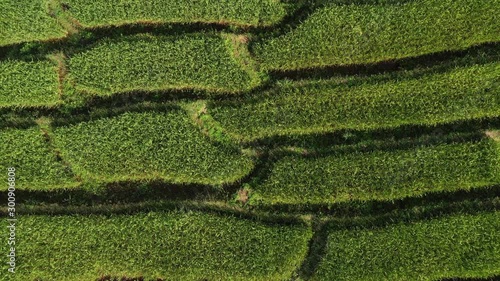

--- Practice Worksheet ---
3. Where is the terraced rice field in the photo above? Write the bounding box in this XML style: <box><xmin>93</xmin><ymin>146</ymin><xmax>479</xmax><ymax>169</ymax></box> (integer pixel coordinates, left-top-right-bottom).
<box><xmin>255</xmin><ymin>0</ymin><xmax>500</xmax><ymax>70</ymax></box>
<box><xmin>0</xmin><ymin>59</ymin><xmax>61</xmax><ymax>108</ymax></box>
<box><xmin>66</xmin><ymin>34</ymin><xmax>261</xmax><ymax>96</ymax></box>
<box><xmin>210</xmin><ymin>60</ymin><xmax>500</xmax><ymax>141</ymax></box>
<box><xmin>0</xmin><ymin>0</ymin><xmax>68</xmax><ymax>46</ymax></box>
<box><xmin>1</xmin><ymin>0</ymin><xmax>499</xmax><ymax>280</ymax></box>
<box><xmin>59</xmin><ymin>0</ymin><xmax>289</xmax><ymax>28</ymax></box>
<box><xmin>3</xmin><ymin>211</ymin><xmax>311</xmax><ymax>281</ymax></box>
<box><xmin>249</xmin><ymin>135</ymin><xmax>500</xmax><ymax>205</ymax></box>
<box><xmin>312</xmin><ymin>212</ymin><xmax>500</xmax><ymax>281</ymax></box>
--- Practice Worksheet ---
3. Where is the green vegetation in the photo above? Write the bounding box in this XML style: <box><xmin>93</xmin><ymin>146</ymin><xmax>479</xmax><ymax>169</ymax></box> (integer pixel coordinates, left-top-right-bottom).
<box><xmin>0</xmin><ymin>0</ymin><xmax>67</xmax><ymax>46</ymax></box>
<box><xmin>255</xmin><ymin>0</ymin><xmax>500</xmax><ymax>70</ymax></box>
<box><xmin>0</xmin><ymin>211</ymin><xmax>311</xmax><ymax>281</ymax></box>
<box><xmin>312</xmin><ymin>211</ymin><xmax>500</xmax><ymax>280</ymax></box>
<box><xmin>0</xmin><ymin>59</ymin><xmax>61</xmax><ymax>108</ymax></box>
<box><xmin>1</xmin><ymin>1</ymin><xmax>499</xmax><ymax>280</ymax></box>
<box><xmin>61</xmin><ymin>0</ymin><xmax>288</xmax><ymax>27</ymax></box>
<box><xmin>66</xmin><ymin>34</ymin><xmax>262</xmax><ymax>96</ymax></box>
<box><xmin>249</xmin><ymin>138</ymin><xmax>500</xmax><ymax>205</ymax></box>
<box><xmin>0</xmin><ymin>126</ymin><xmax>77</xmax><ymax>190</ymax></box>
<box><xmin>210</xmin><ymin>62</ymin><xmax>500</xmax><ymax>141</ymax></box>
<box><xmin>52</xmin><ymin>110</ymin><xmax>254</xmax><ymax>185</ymax></box>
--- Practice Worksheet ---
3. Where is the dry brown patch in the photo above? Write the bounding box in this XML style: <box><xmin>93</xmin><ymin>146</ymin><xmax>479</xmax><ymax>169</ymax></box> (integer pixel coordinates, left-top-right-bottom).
<box><xmin>286</xmin><ymin>146</ymin><xmax>311</xmax><ymax>156</ymax></box>
<box><xmin>228</xmin><ymin>35</ymin><xmax>249</xmax><ymax>58</ymax></box>
<box><xmin>48</xmin><ymin>53</ymin><xmax>67</xmax><ymax>98</ymax></box>
<box><xmin>236</xmin><ymin>35</ymin><xmax>249</xmax><ymax>44</ymax></box>
<box><xmin>199</xmin><ymin>104</ymin><xmax>208</xmax><ymax>115</ymax></box>
<box><xmin>485</xmin><ymin>130</ymin><xmax>500</xmax><ymax>141</ymax></box>
<box><xmin>236</xmin><ymin>188</ymin><xmax>249</xmax><ymax>204</ymax></box>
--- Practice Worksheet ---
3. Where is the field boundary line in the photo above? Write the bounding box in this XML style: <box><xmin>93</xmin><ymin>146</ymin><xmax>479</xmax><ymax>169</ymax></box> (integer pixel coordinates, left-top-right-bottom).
<box><xmin>34</xmin><ymin>117</ymin><xmax>81</xmax><ymax>184</ymax></box>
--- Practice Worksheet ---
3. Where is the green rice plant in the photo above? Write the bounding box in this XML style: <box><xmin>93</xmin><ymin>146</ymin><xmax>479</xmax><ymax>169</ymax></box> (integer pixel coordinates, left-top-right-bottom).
<box><xmin>0</xmin><ymin>0</ymin><xmax>67</xmax><ymax>46</ymax></box>
<box><xmin>210</xmin><ymin>62</ymin><xmax>500</xmax><ymax>142</ymax></box>
<box><xmin>249</xmin><ymin>137</ymin><xmax>500</xmax><ymax>205</ymax></box>
<box><xmin>66</xmin><ymin>34</ymin><xmax>262</xmax><ymax>96</ymax></box>
<box><xmin>312</xmin><ymin>211</ymin><xmax>500</xmax><ymax>280</ymax></box>
<box><xmin>0</xmin><ymin>211</ymin><xmax>312</xmax><ymax>280</ymax></box>
<box><xmin>0</xmin><ymin>126</ymin><xmax>77</xmax><ymax>191</ymax></box>
<box><xmin>52</xmin><ymin>110</ymin><xmax>254</xmax><ymax>185</ymax></box>
<box><xmin>255</xmin><ymin>0</ymin><xmax>500</xmax><ymax>70</ymax></box>
<box><xmin>0</xmin><ymin>59</ymin><xmax>61</xmax><ymax>108</ymax></box>
<box><xmin>60</xmin><ymin>0</ymin><xmax>289</xmax><ymax>28</ymax></box>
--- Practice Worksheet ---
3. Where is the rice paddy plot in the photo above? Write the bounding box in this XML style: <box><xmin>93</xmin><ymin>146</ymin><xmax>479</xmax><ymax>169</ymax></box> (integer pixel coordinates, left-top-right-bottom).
<box><xmin>0</xmin><ymin>59</ymin><xmax>61</xmax><ymax>109</ymax></box>
<box><xmin>0</xmin><ymin>126</ymin><xmax>77</xmax><ymax>191</ymax></box>
<box><xmin>248</xmin><ymin>137</ymin><xmax>500</xmax><ymax>205</ymax></box>
<box><xmin>66</xmin><ymin>34</ymin><xmax>262</xmax><ymax>97</ymax></box>
<box><xmin>312</xmin><ymin>211</ymin><xmax>500</xmax><ymax>280</ymax></box>
<box><xmin>52</xmin><ymin>110</ymin><xmax>255</xmax><ymax>185</ymax></box>
<box><xmin>210</xmin><ymin>62</ymin><xmax>500</xmax><ymax>141</ymax></box>
<box><xmin>255</xmin><ymin>0</ymin><xmax>500</xmax><ymax>70</ymax></box>
<box><xmin>60</xmin><ymin>0</ymin><xmax>289</xmax><ymax>28</ymax></box>
<box><xmin>0</xmin><ymin>211</ymin><xmax>312</xmax><ymax>281</ymax></box>
<box><xmin>0</xmin><ymin>0</ymin><xmax>67</xmax><ymax>46</ymax></box>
